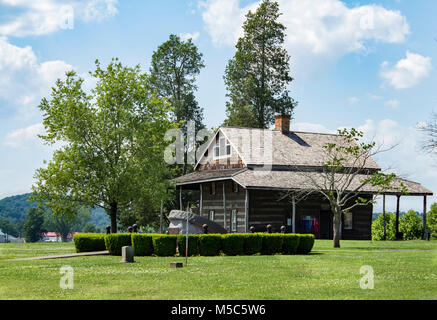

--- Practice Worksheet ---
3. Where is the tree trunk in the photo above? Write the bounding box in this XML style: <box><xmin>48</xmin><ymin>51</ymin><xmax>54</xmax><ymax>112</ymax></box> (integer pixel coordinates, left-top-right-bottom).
<box><xmin>332</xmin><ymin>208</ymin><xmax>341</xmax><ymax>248</ymax></box>
<box><xmin>109</xmin><ymin>201</ymin><xmax>118</xmax><ymax>233</ymax></box>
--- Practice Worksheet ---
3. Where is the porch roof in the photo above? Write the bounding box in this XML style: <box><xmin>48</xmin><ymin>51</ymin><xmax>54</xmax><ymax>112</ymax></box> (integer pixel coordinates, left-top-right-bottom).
<box><xmin>173</xmin><ymin>168</ymin><xmax>433</xmax><ymax>196</ymax></box>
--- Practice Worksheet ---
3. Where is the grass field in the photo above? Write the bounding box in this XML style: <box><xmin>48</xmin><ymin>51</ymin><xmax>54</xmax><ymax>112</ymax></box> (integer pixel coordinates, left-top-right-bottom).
<box><xmin>0</xmin><ymin>240</ymin><xmax>436</xmax><ymax>300</ymax></box>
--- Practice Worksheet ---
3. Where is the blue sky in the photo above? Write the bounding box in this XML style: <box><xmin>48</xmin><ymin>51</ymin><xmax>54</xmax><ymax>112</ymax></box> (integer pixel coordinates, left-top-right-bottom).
<box><xmin>0</xmin><ymin>0</ymin><xmax>436</xmax><ymax>213</ymax></box>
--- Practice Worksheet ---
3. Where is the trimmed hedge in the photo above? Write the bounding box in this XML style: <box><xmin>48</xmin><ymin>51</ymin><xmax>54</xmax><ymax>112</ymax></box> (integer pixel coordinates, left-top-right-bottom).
<box><xmin>222</xmin><ymin>234</ymin><xmax>245</xmax><ymax>256</ymax></box>
<box><xmin>104</xmin><ymin>233</ymin><xmax>132</xmax><ymax>256</ymax></box>
<box><xmin>73</xmin><ymin>233</ymin><xmax>106</xmax><ymax>253</ymax></box>
<box><xmin>282</xmin><ymin>234</ymin><xmax>300</xmax><ymax>255</ymax></box>
<box><xmin>243</xmin><ymin>233</ymin><xmax>263</xmax><ymax>255</ymax></box>
<box><xmin>296</xmin><ymin>234</ymin><xmax>315</xmax><ymax>254</ymax></box>
<box><xmin>74</xmin><ymin>232</ymin><xmax>315</xmax><ymax>256</ymax></box>
<box><xmin>199</xmin><ymin>234</ymin><xmax>222</xmax><ymax>256</ymax></box>
<box><xmin>152</xmin><ymin>235</ymin><xmax>177</xmax><ymax>256</ymax></box>
<box><xmin>131</xmin><ymin>233</ymin><xmax>154</xmax><ymax>256</ymax></box>
<box><xmin>177</xmin><ymin>235</ymin><xmax>199</xmax><ymax>256</ymax></box>
<box><xmin>261</xmin><ymin>234</ymin><xmax>284</xmax><ymax>255</ymax></box>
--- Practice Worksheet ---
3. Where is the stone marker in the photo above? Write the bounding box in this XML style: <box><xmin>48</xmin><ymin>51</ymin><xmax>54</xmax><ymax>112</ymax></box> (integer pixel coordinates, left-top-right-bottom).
<box><xmin>170</xmin><ymin>262</ymin><xmax>183</xmax><ymax>268</ymax></box>
<box><xmin>121</xmin><ymin>246</ymin><xmax>134</xmax><ymax>263</ymax></box>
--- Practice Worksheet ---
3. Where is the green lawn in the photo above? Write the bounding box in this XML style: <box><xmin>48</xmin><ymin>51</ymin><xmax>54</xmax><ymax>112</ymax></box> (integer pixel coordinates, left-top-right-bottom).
<box><xmin>0</xmin><ymin>240</ymin><xmax>436</xmax><ymax>300</ymax></box>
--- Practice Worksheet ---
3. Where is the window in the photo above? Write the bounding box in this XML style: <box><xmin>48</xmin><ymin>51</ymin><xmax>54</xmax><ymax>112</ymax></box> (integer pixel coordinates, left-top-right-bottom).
<box><xmin>231</xmin><ymin>209</ymin><xmax>237</xmax><ymax>232</ymax></box>
<box><xmin>210</xmin><ymin>182</ymin><xmax>216</xmax><ymax>195</ymax></box>
<box><xmin>209</xmin><ymin>210</ymin><xmax>215</xmax><ymax>222</ymax></box>
<box><xmin>213</xmin><ymin>137</ymin><xmax>231</xmax><ymax>159</ymax></box>
<box><xmin>344</xmin><ymin>212</ymin><xmax>353</xmax><ymax>230</ymax></box>
<box><xmin>233</xmin><ymin>182</ymin><xmax>239</xmax><ymax>193</ymax></box>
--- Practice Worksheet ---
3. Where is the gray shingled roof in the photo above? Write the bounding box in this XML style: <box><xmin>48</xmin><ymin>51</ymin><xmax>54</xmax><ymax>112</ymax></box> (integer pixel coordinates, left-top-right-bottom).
<box><xmin>220</xmin><ymin>127</ymin><xmax>381</xmax><ymax>170</ymax></box>
<box><xmin>173</xmin><ymin>168</ymin><xmax>246</xmax><ymax>185</ymax></box>
<box><xmin>174</xmin><ymin>168</ymin><xmax>432</xmax><ymax>196</ymax></box>
<box><xmin>232</xmin><ymin>169</ymin><xmax>433</xmax><ymax>196</ymax></box>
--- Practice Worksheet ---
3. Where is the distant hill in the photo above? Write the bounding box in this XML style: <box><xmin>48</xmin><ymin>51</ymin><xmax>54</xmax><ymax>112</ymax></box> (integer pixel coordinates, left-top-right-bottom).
<box><xmin>0</xmin><ymin>193</ymin><xmax>109</xmax><ymax>229</ymax></box>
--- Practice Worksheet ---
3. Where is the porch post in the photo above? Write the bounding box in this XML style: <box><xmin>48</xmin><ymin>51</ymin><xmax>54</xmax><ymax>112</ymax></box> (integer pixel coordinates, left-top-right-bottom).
<box><xmin>383</xmin><ymin>194</ymin><xmax>387</xmax><ymax>240</ymax></box>
<box><xmin>395</xmin><ymin>195</ymin><xmax>401</xmax><ymax>238</ymax></box>
<box><xmin>423</xmin><ymin>195</ymin><xmax>427</xmax><ymax>240</ymax></box>
<box><xmin>179</xmin><ymin>186</ymin><xmax>182</xmax><ymax>211</ymax></box>
<box><xmin>245</xmin><ymin>188</ymin><xmax>249</xmax><ymax>233</ymax></box>
<box><xmin>292</xmin><ymin>195</ymin><xmax>296</xmax><ymax>233</ymax></box>
<box><xmin>223</xmin><ymin>182</ymin><xmax>227</xmax><ymax>231</ymax></box>
<box><xmin>200</xmin><ymin>184</ymin><xmax>203</xmax><ymax>217</ymax></box>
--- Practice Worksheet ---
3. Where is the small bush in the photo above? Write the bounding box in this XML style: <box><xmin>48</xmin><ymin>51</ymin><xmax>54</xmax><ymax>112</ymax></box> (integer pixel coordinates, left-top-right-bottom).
<box><xmin>431</xmin><ymin>232</ymin><xmax>437</xmax><ymax>240</ymax></box>
<box><xmin>177</xmin><ymin>235</ymin><xmax>199</xmax><ymax>256</ymax></box>
<box><xmin>152</xmin><ymin>235</ymin><xmax>177</xmax><ymax>256</ymax></box>
<box><xmin>104</xmin><ymin>233</ymin><xmax>132</xmax><ymax>256</ymax></box>
<box><xmin>73</xmin><ymin>233</ymin><xmax>106</xmax><ymax>253</ymax></box>
<box><xmin>243</xmin><ymin>233</ymin><xmax>263</xmax><ymax>255</ymax></box>
<box><xmin>131</xmin><ymin>234</ymin><xmax>154</xmax><ymax>256</ymax></box>
<box><xmin>282</xmin><ymin>234</ymin><xmax>300</xmax><ymax>255</ymax></box>
<box><xmin>296</xmin><ymin>234</ymin><xmax>315</xmax><ymax>254</ymax></box>
<box><xmin>222</xmin><ymin>234</ymin><xmax>245</xmax><ymax>256</ymax></box>
<box><xmin>261</xmin><ymin>234</ymin><xmax>283</xmax><ymax>255</ymax></box>
<box><xmin>198</xmin><ymin>234</ymin><xmax>222</xmax><ymax>256</ymax></box>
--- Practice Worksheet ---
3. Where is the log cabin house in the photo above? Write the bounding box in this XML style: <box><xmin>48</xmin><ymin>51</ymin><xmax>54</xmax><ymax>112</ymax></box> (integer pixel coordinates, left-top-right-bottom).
<box><xmin>173</xmin><ymin>115</ymin><xmax>433</xmax><ymax>240</ymax></box>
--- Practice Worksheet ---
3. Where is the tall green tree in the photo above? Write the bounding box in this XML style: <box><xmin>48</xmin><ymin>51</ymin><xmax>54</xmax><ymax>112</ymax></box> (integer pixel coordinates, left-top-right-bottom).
<box><xmin>223</xmin><ymin>0</ymin><xmax>297</xmax><ymax>129</ymax></box>
<box><xmin>23</xmin><ymin>208</ymin><xmax>46</xmax><ymax>243</ymax></box>
<box><xmin>150</xmin><ymin>34</ymin><xmax>205</xmax><ymax>133</ymax></box>
<box><xmin>31</xmin><ymin>59</ymin><xmax>177</xmax><ymax>233</ymax></box>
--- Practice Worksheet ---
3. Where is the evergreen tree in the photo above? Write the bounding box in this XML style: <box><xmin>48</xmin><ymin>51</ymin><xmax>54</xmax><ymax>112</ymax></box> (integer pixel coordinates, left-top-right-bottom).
<box><xmin>150</xmin><ymin>34</ymin><xmax>205</xmax><ymax>133</ymax></box>
<box><xmin>223</xmin><ymin>0</ymin><xmax>297</xmax><ymax>129</ymax></box>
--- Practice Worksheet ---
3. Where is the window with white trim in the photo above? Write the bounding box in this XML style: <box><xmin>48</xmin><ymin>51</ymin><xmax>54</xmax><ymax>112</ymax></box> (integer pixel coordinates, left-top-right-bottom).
<box><xmin>213</xmin><ymin>137</ymin><xmax>231</xmax><ymax>159</ymax></box>
<box><xmin>231</xmin><ymin>209</ymin><xmax>237</xmax><ymax>232</ymax></box>
<box><xmin>209</xmin><ymin>210</ymin><xmax>215</xmax><ymax>222</ymax></box>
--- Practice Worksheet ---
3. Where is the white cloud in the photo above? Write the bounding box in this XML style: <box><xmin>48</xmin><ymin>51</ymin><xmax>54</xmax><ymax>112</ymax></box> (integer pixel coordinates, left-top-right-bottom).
<box><xmin>380</xmin><ymin>51</ymin><xmax>432</xmax><ymax>89</ymax></box>
<box><xmin>0</xmin><ymin>37</ymin><xmax>73</xmax><ymax>118</ymax></box>
<box><xmin>384</xmin><ymin>99</ymin><xmax>400</xmax><ymax>109</ymax></box>
<box><xmin>347</xmin><ymin>97</ymin><xmax>358</xmax><ymax>104</ymax></box>
<box><xmin>291</xmin><ymin>122</ymin><xmax>335</xmax><ymax>134</ymax></box>
<box><xmin>179</xmin><ymin>31</ymin><xmax>200</xmax><ymax>42</ymax></box>
<box><xmin>0</xmin><ymin>0</ymin><xmax>118</xmax><ymax>37</ymax></box>
<box><xmin>4</xmin><ymin>122</ymin><xmax>44</xmax><ymax>148</ymax></box>
<box><xmin>199</xmin><ymin>0</ymin><xmax>410</xmax><ymax>74</ymax></box>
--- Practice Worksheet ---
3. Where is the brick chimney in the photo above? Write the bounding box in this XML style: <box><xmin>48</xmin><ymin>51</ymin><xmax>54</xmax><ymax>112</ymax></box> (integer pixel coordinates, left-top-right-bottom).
<box><xmin>274</xmin><ymin>114</ymin><xmax>291</xmax><ymax>133</ymax></box>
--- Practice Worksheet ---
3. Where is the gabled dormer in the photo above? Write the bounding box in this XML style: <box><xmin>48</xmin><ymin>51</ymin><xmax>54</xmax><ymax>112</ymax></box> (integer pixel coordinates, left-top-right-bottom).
<box><xmin>195</xmin><ymin>128</ymin><xmax>245</xmax><ymax>171</ymax></box>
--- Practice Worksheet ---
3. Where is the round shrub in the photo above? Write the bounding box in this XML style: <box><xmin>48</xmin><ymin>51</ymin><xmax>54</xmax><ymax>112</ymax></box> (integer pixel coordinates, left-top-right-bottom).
<box><xmin>131</xmin><ymin>234</ymin><xmax>154</xmax><ymax>256</ymax></box>
<box><xmin>296</xmin><ymin>234</ymin><xmax>315</xmax><ymax>254</ymax></box>
<box><xmin>177</xmin><ymin>235</ymin><xmax>199</xmax><ymax>256</ymax></box>
<box><xmin>222</xmin><ymin>234</ymin><xmax>245</xmax><ymax>256</ymax></box>
<box><xmin>73</xmin><ymin>233</ymin><xmax>106</xmax><ymax>253</ymax></box>
<box><xmin>243</xmin><ymin>233</ymin><xmax>263</xmax><ymax>255</ymax></box>
<box><xmin>261</xmin><ymin>234</ymin><xmax>283</xmax><ymax>255</ymax></box>
<box><xmin>282</xmin><ymin>234</ymin><xmax>300</xmax><ymax>255</ymax></box>
<box><xmin>198</xmin><ymin>234</ymin><xmax>222</xmax><ymax>256</ymax></box>
<box><xmin>104</xmin><ymin>233</ymin><xmax>132</xmax><ymax>256</ymax></box>
<box><xmin>152</xmin><ymin>235</ymin><xmax>177</xmax><ymax>256</ymax></box>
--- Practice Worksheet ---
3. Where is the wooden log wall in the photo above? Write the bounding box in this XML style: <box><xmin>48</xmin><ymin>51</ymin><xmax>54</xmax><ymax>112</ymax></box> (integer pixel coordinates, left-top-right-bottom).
<box><xmin>201</xmin><ymin>180</ymin><xmax>247</xmax><ymax>233</ymax></box>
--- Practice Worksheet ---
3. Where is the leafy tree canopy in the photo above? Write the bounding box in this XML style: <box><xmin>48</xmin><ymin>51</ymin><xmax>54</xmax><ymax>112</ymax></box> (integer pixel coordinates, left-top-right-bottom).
<box><xmin>31</xmin><ymin>58</ymin><xmax>177</xmax><ymax>233</ymax></box>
